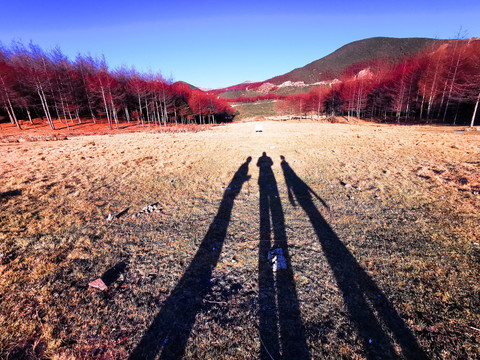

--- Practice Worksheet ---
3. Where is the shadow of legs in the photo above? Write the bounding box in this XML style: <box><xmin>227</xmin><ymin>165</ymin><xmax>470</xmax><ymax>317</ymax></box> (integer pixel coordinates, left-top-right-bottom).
<box><xmin>257</xmin><ymin>153</ymin><xmax>308</xmax><ymax>359</ymax></box>
<box><xmin>280</xmin><ymin>156</ymin><xmax>427</xmax><ymax>360</ymax></box>
<box><xmin>128</xmin><ymin>157</ymin><xmax>251</xmax><ymax>360</ymax></box>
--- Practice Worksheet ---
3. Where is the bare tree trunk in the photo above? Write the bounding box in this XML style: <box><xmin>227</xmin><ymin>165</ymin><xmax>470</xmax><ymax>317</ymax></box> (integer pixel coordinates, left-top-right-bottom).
<box><xmin>443</xmin><ymin>51</ymin><xmax>462</xmax><ymax>123</ymax></box>
<box><xmin>100</xmin><ymin>85</ymin><xmax>112</xmax><ymax>129</ymax></box>
<box><xmin>419</xmin><ymin>84</ymin><xmax>427</xmax><ymax>120</ymax></box>
<box><xmin>7</xmin><ymin>99</ymin><xmax>21</xmax><ymax>129</ymax></box>
<box><xmin>89</xmin><ymin>104</ymin><xmax>96</xmax><ymax>123</ymax></box>
<box><xmin>125</xmin><ymin>106</ymin><xmax>130</xmax><ymax>123</ymax></box>
<box><xmin>453</xmin><ymin>103</ymin><xmax>459</xmax><ymax>125</ymax></box>
<box><xmin>38</xmin><ymin>87</ymin><xmax>55</xmax><ymax>130</ymax></box>
<box><xmin>76</xmin><ymin>109</ymin><xmax>81</xmax><ymax>124</ymax></box>
<box><xmin>163</xmin><ymin>94</ymin><xmax>168</xmax><ymax>126</ymax></box>
<box><xmin>470</xmin><ymin>92</ymin><xmax>480</xmax><ymax>127</ymax></box>
<box><xmin>109</xmin><ymin>92</ymin><xmax>119</xmax><ymax>129</ymax></box>
<box><xmin>356</xmin><ymin>85</ymin><xmax>363</xmax><ymax>120</ymax></box>
<box><xmin>58</xmin><ymin>95</ymin><xmax>70</xmax><ymax>130</ymax></box>
<box><xmin>426</xmin><ymin>54</ymin><xmax>442</xmax><ymax>121</ymax></box>
<box><xmin>0</xmin><ymin>78</ymin><xmax>21</xmax><ymax>129</ymax></box>
<box><xmin>397</xmin><ymin>87</ymin><xmax>405</xmax><ymax>123</ymax></box>
<box><xmin>4</xmin><ymin>104</ymin><xmax>19</xmax><ymax>129</ymax></box>
<box><xmin>138</xmin><ymin>96</ymin><xmax>144</xmax><ymax>126</ymax></box>
<box><xmin>26</xmin><ymin>107</ymin><xmax>33</xmax><ymax>124</ymax></box>
<box><xmin>154</xmin><ymin>101</ymin><xmax>162</xmax><ymax>126</ymax></box>
<box><xmin>4</xmin><ymin>104</ymin><xmax>13</xmax><ymax>124</ymax></box>
<box><xmin>144</xmin><ymin>97</ymin><xmax>150</xmax><ymax>126</ymax></box>
<box><xmin>436</xmin><ymin>55</ymin><xmax>453</xmax><ymax>120</ymax></box>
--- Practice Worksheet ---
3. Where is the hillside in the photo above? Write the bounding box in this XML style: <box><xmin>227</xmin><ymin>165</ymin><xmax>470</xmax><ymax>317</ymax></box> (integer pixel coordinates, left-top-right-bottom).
<box><xmin>215</xmin><ymin>37</ymin><xmax>448</xmax><ymax>97</ymax></box>
<box><xmin>267</xmin><ymin>37</ymin><xmax>446</xmax><ymax>84</ymax></box>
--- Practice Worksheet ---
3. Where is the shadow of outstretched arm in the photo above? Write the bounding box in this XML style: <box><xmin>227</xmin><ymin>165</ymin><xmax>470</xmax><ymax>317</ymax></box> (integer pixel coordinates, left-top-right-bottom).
<box><xmin>128</xmin><ymin>157</ymin><xmax>252</xmax><ymax>360</ymax></box>
<box><xmin>280</xmin><ymin>156</ymin><xmax>427</xmax><ymax>360</ymax></box>
<box><xmin>307</xmin><ymin>186</ymin><xmax>329</xmax><ymax>210</ymax></box>
<box><xmin>280</xmin><ymin>156</ymin><xmax>329</xmax><ymax>210</ymax></box>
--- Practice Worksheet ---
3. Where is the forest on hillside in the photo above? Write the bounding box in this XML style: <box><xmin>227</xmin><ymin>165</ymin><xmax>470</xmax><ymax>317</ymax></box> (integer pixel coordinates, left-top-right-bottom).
<box><xmin>272</xmin><ymin>39</ymin><xmax>480</xmax><ymax>126</ymax></box>
<box><xmin>1</xmin><ymin>40</ymin><xmax>480</xmax><ymax>130</ymax></box>
<box><xmin>0</xmin><ymin>43</ymin><xmax>234</xmax><ymax>131</ymax></box>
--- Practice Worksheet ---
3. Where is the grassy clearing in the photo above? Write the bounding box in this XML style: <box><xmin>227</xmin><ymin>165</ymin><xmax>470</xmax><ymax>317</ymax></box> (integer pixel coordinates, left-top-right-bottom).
<box><xmin>231</xmin><ymin>100</ymin><xmax>278</xmax><ymax>120</ymax></box>
<box><xmin>0</xmin><ymin>122</ymin><xmax>479</xmax><ymax>359</ymax></box>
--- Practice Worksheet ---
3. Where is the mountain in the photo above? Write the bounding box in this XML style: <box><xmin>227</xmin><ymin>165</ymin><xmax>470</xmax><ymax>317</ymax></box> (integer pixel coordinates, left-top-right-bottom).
<box><xmin>266</xmin><ymin>37</ymin><xmax>446</xmax><ymax>85</ymax></box>
<box><xmin>214</xmin><ymin>37</ymin><xmax>449</xmax><ymax>96</ymax></box>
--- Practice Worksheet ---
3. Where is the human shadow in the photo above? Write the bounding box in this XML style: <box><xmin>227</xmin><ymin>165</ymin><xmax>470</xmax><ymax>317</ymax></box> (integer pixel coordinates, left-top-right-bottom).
<box><xmin>280</xmin><ymin>156</ymin><xmax>427</xmax><ymax>360</ymax></box>
<box><xmin>128</xmin><ymin>157</ymin><xmax>252</xmax><ymax>360</ymax></box>
<box><xmin>257</xmin><ymin>152</ymin><xmax>309</xmax><ymax>360</ymax></box>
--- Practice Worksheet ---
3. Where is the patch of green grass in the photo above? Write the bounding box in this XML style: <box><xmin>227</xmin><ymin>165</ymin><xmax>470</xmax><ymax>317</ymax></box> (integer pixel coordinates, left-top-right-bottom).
<box><xmin>232</xmin><ymin>100</ymin><xmax>277</xmax><ymax>120</ymax></box>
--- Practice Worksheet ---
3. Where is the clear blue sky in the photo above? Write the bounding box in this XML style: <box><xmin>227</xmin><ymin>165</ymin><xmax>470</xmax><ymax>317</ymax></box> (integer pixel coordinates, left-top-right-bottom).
<box><xmin>1</xmin><ymin>0</ymin><xmax>479</xmax><ymax>89</ymax></box>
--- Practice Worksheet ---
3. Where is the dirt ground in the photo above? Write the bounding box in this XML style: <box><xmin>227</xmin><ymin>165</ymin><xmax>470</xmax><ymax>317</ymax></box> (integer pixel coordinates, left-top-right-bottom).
<box><xmin>0</xmin><ymin>117</ymin><xmax>210</xmax><ymax>143</ymax></box>
<box><xmin>0</xmin><ymin>121</ymin><xmax>479</xmax><ymax>359</ymax></box>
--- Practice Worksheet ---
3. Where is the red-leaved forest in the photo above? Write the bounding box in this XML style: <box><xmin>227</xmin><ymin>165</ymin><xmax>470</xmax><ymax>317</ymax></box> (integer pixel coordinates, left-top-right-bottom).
<box><xmin>1</xmin><ymin>39</ymin><xmax>480</xmax><ymax>130</ymax></box>
<box><xmin>270</xmin><ymin>39</ymin><xmax>480</xmax><ymax>126</ymax></box>
<box><xmin>0</xmin><ymin>43</ymin><xmax>235</xmax><ymax>131</ymax></box>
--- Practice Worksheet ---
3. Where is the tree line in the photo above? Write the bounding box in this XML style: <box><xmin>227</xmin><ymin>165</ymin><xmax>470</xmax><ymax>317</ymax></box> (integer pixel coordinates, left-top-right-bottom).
<box><xmin>274</xmin><ymin>39</ymin><xmax>480</xmax><ymax>126</ymax></box>
<box><xmin>0</xmin><ymin>43</ymin><xmax>234</xmax><ymax>130</ymax></box>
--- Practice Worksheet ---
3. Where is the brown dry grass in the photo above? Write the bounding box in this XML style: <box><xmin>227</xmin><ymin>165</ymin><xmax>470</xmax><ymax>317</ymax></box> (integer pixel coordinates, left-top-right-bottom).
<box><xmin>0</xmin><ymin>121</ymin><xmax>479</xmax><ymax>359</ymax></box>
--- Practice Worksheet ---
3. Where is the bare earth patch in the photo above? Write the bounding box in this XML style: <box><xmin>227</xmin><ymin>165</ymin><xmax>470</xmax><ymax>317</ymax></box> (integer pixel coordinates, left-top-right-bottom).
<box><xmin>0</xmin><ymin>122</ymin><xmax>479</xmax><ymax>359</ymax></box>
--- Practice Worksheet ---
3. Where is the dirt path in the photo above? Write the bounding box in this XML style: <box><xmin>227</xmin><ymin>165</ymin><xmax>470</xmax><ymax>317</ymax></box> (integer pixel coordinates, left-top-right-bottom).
<box><xmin>0</xmin><ymin>122</ymin><xmax>479</xmax><ymax>359</ymax></box>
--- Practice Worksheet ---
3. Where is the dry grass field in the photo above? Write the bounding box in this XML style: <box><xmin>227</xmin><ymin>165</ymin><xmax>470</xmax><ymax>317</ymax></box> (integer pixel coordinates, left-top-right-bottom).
<box><xmin>0</xmin><ymin>121</ymin><xmax>479</xmax><ymax>359</ymax></box>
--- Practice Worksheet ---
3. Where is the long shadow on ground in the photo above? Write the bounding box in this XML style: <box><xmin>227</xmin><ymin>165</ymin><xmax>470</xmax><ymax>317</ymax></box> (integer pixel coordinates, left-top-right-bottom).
<box><xmin>280</xmin><ymin>156</ymin><xmax>427</xmax><ymax>360</ymax></box>
<box><xmin>257</xmin><ymin>152</ymin><xmax>309</xmax><ymax>360</ymax></box>
<box><xmin>128</xmin><ymin>157</ymin><xmax>252</xmax><ymax>360</ymax></box>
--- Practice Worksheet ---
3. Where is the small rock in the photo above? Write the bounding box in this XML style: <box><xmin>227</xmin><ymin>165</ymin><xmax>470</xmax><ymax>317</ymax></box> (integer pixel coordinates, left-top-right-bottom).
<box><xmin>89</xmin><ymin>278</ymin><xmax>108</xmax><ymax>291</ymax></box>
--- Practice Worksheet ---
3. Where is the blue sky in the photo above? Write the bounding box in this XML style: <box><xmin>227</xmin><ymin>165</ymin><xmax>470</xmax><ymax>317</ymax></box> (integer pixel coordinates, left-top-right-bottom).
<box><xmin>1</xmin><ymin>0</ymin><xmax>479</xmax><ymax>88</ymax></box>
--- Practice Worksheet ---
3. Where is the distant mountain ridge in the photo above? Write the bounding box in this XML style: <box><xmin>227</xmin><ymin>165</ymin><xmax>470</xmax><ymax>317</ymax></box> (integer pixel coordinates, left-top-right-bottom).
<box><xmin>214</xmin><ymin>37</ymin><xmax>450</xmax><ymax>95</ymax></box>
<box><xmin>173</xmin><ymin>81</ymin><xmax>197</xmax><ymax>90</ymax></box>
<box><xmin>266</xmin><ymin>37</ymin><xmax>446</xmax><ymax>84</ymax></box>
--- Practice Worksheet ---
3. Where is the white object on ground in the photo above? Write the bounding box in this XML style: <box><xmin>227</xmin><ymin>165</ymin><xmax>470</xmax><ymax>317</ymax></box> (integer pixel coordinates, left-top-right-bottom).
<box><xmin>267</xmin><ymin>248</ymin><xmax>287</xmax><ymax>271</ymax></box>
<box><xmin>255</xmin><ymin>124</ymin><xmax>263</xmax><ymax>132</ymax></box>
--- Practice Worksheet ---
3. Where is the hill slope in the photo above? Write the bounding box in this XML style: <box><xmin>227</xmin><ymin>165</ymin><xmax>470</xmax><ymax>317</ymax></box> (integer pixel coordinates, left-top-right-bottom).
<box><xmin>266</xmin><ymin>37</ymin><xmax>445</xmax><ymax>85</ymax></box>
